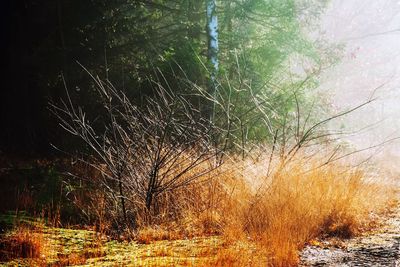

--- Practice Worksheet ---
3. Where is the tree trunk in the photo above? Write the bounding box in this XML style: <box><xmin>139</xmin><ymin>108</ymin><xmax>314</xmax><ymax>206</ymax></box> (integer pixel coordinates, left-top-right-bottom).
<box><xmin>118</xmin><ymin>175</ymin><xmax>127</xmax><ymax>223</ymax></box>
<box><xmin>206</xmin><ymin>0</ymin><xmax>219</xmax><ymax>122</ymax></box>
<box><xmin>146</xmin><ymin>169</ymin><xmax>157</xmax><ymax>211</ymax></box>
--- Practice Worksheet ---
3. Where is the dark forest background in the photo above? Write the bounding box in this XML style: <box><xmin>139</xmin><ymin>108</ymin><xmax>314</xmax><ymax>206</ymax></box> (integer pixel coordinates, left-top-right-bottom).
<box><xmin>0</xmin><ymin>0</ymin><xmax>332</xmax><ymax>156</ymax></box>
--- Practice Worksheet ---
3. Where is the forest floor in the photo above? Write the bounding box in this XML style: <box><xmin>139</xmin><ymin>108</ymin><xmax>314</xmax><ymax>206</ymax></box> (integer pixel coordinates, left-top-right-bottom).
<box><xmin>0</xmin><ymin>214</ymin><xmax>268</xmax><ymax>266</ymax></box>
<box><xmin>1</xmin><ymin>201</ymin><xmax>399</xmax><ymax>267</ymax></box>
<box><xmin>1</xmin><ymin>156</ymin><xmax>399</xmax><ymax>266</ymax></box>
<box><xmin>300</xmin><ymin>191</ymin><xmax>400</xmax><ymax>266</ymax></box>
<box><xmin>0</xmin><ymin>227</ymin><xmax>220</xmax><ymax>266</ymax></box>
<box><xmin>0</xmin><ymin>228</ymin><xmax>269</xmax><ymax>266</ymax></box>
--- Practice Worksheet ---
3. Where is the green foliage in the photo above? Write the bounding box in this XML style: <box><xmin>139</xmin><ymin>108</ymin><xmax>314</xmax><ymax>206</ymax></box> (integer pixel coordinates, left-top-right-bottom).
<box><xmin>5</xmin><ymin>0</ymin><xmax>335</xmax><ymax>153</ymax></box>
<box><xmin>212</xmin><ymin>0</ymin><xmax>334</xmax><ymax>146</ymax></box>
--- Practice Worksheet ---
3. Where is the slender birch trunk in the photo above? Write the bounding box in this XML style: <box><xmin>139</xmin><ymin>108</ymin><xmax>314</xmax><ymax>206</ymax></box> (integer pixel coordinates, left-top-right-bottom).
<box><xmin>206</xmin><ymin>0</ymin><xmax>218</xmax><ymax>122</ymax></box>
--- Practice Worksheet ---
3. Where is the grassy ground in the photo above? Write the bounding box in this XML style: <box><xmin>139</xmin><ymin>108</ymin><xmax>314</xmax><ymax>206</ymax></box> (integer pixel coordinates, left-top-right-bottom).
<box><xmin>0</xmin><ymin>218</ymin><xmax>270</xmax><ymax>266</ymax></box>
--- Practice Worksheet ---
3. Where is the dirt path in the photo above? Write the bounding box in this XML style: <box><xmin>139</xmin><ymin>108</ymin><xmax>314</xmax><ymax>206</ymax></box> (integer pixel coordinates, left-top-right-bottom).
<box><xmin>300</xmin><ymin>201</ymin><xmax>400</xmax><ymax>266</ymax></box>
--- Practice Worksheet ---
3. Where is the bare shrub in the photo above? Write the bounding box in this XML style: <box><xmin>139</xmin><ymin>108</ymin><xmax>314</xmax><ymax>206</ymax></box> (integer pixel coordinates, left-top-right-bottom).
<box><xmin>51</xmin><ymin>73</ymin><xmax>222</xmax><ymax>232</ymax></box>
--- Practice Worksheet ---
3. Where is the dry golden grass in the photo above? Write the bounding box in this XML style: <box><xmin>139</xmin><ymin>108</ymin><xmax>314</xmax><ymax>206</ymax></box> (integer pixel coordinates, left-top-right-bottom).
<box><xmin>218</xmin><ymin>158</ymin><xmax>394</xmax><ymax>266</ymax></box>
<box><xmin>136</xmin><ymin>225</ymin><xmax>182</xmax><ymax>244</ymax></box>
<box><xmin>0</xmin><ymin>220</ymin><xmax>108</xmax><ymax>266</ymax></box>
<box><xmin>0</xmin><ymin>154</ymin><xmax>395</xmax><ymax>266</ymax></box>
<box><xmin>0</xmin><ymin>224</ymin><xmax>45</xmax><ymax>263</ymax></box>
<box><xmin>116</xmin><ymin>153</ymin><xmax>395</xmax><ymax>266</ymax></box>
<box><xmin>127</xmin><ymin>154</ymin><xmax>395</xmax><ymax>266</ymax></box>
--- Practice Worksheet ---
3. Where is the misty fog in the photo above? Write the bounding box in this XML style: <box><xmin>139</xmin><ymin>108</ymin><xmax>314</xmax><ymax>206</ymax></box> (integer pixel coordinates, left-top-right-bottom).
<box><xmin>318</xmin><ymin>0</ymin><xmax>400</xmax><ymax>166</ymax></box>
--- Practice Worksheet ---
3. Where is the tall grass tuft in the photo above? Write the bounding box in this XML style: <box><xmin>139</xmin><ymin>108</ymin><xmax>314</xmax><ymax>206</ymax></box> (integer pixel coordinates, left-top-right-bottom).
<box><xmin>219</xmin><ymin>157</ymin><xmax>393</xmax><ymax>266</ymax></box>
<box><xmin>0</xmin><ymin>224</ymin><xmax>44</xmax><ymax>261</ymax></box>
<box><xmin>127</xmin><ymin>154</ymin><xmax>393</xmax><ymax>265</ymax></box>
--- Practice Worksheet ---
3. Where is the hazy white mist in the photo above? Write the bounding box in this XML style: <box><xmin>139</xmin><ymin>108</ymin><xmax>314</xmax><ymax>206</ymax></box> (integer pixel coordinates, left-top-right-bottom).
<box><xmin>319</xmin><ymin>0</ymin><xmax>400</xmax><ymax>161</ymax></box>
